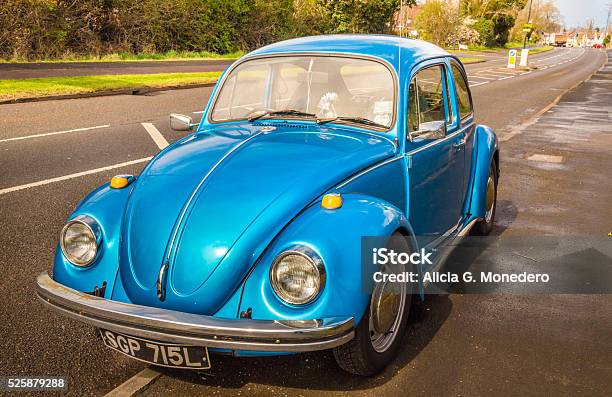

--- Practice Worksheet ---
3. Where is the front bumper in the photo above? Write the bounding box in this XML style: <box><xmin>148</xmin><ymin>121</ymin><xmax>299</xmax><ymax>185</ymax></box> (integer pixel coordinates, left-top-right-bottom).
<box><xmin>36</xmin><ymin>272</ymin><xmax>354</xmax><ymax>352</ymax></box>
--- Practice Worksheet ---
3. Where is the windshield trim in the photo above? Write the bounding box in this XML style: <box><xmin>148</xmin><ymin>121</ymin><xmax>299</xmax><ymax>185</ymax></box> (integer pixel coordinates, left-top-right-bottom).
<box><xmin>206</xmin><ymin>52</ymin><xmax>398</xmax><ymax>133</ymax></box>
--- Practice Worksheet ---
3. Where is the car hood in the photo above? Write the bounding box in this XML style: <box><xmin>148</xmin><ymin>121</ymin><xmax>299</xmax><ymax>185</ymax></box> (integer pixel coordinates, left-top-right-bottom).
<box><xmin>119</xmin><ymin>123</ymin><xmax>396</xmax><ymax>314</ymax></box>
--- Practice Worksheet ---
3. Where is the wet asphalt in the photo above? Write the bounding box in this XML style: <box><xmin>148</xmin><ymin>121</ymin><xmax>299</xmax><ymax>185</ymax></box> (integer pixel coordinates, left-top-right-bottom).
<box><xmin>0</xmin><ymin>48</ymin><xmax>609</xmax><ymax>396</ymax></box>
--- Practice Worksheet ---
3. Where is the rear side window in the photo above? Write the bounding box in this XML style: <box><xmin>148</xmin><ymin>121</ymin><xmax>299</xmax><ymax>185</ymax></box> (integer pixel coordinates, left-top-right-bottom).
<box><xmin>451</xmin><ymin>63</ymin><xmax>473</xmax><ymax>120</ymax></box>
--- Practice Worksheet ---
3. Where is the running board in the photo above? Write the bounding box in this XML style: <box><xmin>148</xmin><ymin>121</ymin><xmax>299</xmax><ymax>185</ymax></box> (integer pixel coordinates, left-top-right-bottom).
<box><xmin>457</xmin><ymin>218</ymin><xmax>480</xmax><ymax>237</ymax></box>
<box><xmin>421</xmin><ymin>218</ymin><xmax>481</xmax><ymax>289</ymax></box>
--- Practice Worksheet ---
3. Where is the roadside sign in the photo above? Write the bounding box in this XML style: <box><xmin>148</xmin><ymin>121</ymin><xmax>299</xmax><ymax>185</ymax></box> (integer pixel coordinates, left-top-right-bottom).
<box><xmin>507</xmin><ymin>50</ymin><xmax>517</xmax><ymax>69</ymax></box>
<box><xmin>520</xmin><ymin>49</ymin><xmax>529</xmax><ymax>66</ymax></box>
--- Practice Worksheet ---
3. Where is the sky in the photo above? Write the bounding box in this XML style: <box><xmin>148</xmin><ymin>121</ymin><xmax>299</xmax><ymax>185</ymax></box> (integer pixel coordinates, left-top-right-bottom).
<box><xmin>553</xmin><ymin>0</ymin><xmax>611</xmax><ymax>29</ymax></box>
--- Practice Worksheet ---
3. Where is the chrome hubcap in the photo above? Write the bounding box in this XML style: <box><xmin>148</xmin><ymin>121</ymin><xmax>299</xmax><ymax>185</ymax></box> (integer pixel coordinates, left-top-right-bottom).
<box><xmin>484</xmin><ymin>174</ymin><xmax>495</xmax><ymax>223</ymax></box>
<box><xmin>369</xmin><ymin>268</ymin><xmax>406</xmax><ymax>353</ymax></box>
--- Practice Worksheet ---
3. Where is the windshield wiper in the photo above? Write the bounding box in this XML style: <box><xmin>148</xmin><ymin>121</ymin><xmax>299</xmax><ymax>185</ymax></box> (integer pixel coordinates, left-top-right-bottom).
<box><xmin>316</xmin><ymin>116</ymin><xmax>388</xmax><ymax>129</ymax></box>
<box><xmin>247</xmin><ymin>109</ymin><xmax>316</xmax><ymax>121</ymax></box>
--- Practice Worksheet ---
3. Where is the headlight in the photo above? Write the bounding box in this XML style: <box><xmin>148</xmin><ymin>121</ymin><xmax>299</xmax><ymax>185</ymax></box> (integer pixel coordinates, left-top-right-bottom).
<box><xmin>270</xmin><ymin>246</ymin><xmax>325</xmax><ymax>305</ymax></box>
<box><xmin>60</xmin><ymin>216</ymin><xmax>101</xmax><ymax>267</ymax></box>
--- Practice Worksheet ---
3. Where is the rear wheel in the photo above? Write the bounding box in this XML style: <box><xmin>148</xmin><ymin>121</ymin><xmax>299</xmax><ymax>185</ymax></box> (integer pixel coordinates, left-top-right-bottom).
<box><xmin>472</xmin><ymin>161</ymin><xmax>498</xmax><ymax>236</ymax></box>
<box><xmin>333</xmin><ymin>232</ymin><xmax>413</xmax><ymax>376</ymax></box>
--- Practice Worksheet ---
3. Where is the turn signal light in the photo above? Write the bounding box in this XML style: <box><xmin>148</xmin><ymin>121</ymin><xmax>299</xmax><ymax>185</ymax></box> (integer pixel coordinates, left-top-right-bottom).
<box><xmin>321</xmin><ymin>193</ymin><xmax>343</xmax><ymax>210</ymax></box>
<box><xmin>110</xmin><ymin>175</ymin><xmax>134</xmax><ymax>189</ymax></box>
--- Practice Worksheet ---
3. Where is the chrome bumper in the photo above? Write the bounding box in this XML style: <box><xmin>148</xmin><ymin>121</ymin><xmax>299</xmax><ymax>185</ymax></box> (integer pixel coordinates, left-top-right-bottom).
<box><xmin>36</xmin><ymin>272</ymin><xmax>354</xmax><ymax>352</ymax></box>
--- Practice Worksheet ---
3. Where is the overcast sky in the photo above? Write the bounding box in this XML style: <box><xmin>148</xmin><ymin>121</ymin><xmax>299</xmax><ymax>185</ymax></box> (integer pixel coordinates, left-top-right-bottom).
<box><xmin>553</xmin><ymin>0</ymin><xmax>610</xmax><ymax>28</ymax></box>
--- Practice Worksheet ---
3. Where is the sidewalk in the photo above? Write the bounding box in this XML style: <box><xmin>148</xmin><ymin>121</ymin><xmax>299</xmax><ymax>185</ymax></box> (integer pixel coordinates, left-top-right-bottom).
<box><xmin>497</xmin><ymin>49</ymin><xmax>612</xmax><ymax>236</ymax></box>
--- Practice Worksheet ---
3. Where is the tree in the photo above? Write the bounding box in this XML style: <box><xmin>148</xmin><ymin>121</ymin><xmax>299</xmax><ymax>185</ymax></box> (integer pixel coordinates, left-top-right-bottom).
<box><xmin>473</xmin><ymin>17</ymin><xmax>495</xmax><ymax>45</ymax></box>
<box><xmin>318</xmin><ymin>0</ymin><xmax>407</xmax><ymax>34</ymax></box>
<box><xmin>463</xmin><ymin>0</ymin><xmax>527</xmax><ymax>46</ymax></box>
<box><xmin>414</xmin><ymin>0</ymin><xmax>454</xmax><ymax>45</ymax></box>
<box><xmin>509</xmin><ymin>0</ymin><xmax>562</xmax><ymax>42</ymax></box>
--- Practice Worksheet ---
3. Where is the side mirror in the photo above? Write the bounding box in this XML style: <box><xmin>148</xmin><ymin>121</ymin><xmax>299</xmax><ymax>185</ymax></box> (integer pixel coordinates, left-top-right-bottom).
<box><xmin>408</xmin><ymin>120</ymin><xmax>446</xmax><ymax>141</ymax></box>
<box><xmin>170</xmin><ymin>113</ymin><xmax>196</xmax><ymax>131</ymax></box>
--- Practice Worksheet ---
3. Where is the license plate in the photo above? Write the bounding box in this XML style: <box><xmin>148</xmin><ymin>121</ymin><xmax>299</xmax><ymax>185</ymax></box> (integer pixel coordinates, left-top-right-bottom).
<box><xmin>99</xmin><ymin>329</ymin><xmax>211</xmax><ymax>369</ymax></box>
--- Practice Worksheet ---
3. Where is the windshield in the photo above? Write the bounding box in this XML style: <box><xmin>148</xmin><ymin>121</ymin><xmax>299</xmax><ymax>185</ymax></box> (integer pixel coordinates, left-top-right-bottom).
<box><xmin>210</xmin><ymin>56</ymin><xmax>396</xmax><ymax>129</ymax></box>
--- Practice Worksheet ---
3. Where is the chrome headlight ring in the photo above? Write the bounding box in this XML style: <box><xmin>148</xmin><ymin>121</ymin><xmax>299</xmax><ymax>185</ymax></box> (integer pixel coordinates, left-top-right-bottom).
<box><xmin>269</xmin><ymin>246</ymin><xmax>326</xmax><ymax>305</ymax></box>
<box><xmin>60</xmin><ymin>215</ymin><xmax>102</xmax><ymax>267</ymax></box>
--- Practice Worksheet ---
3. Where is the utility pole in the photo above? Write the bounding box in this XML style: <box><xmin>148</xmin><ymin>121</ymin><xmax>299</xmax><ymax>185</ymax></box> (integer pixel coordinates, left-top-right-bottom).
<box><xmin>456</xmin><ymin>0</ymin><xmax>462</xmax><ymax>50</ymax></box>
<box><xmin>606</xmin><ymin>3</ymin><xmax>611</xmax><ymax>38</ymax></box>
<box><xmin>399</xmin><ymin>0</ymin><xmax>404</xmax><ymax>38</ymax></box>
<box><xmin>523</xmin><ymin>0</ymin><xmax>534</xmax><ymax>49</ymax></box>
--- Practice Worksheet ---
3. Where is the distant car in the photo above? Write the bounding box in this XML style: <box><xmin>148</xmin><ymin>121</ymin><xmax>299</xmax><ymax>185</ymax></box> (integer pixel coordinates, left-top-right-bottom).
<box><xmin>593</xmin><ymin>43</ymin><xmax>604</xmax><ymax>49</ymax></box>
<box><xmin>36</xmin><ymin>35</ymin><xmax>499</xmax><ymax>376</ymax></box>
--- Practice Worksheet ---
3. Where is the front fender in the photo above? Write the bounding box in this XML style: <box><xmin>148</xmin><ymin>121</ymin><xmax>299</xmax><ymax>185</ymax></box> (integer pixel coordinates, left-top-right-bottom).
<box><xmin>52</xmin><ymin>183</ymin><xmax>131</xmax><ymax>298</ymax></box>
<box><xmin>468</xmin><ymin>124</ymin><xmax>499</xmax><ymax>220</ymax></box>
<box><xmin>235</xmin><ymin>194</ymin><xmax>411</xmax><ymax>325</ymax></box>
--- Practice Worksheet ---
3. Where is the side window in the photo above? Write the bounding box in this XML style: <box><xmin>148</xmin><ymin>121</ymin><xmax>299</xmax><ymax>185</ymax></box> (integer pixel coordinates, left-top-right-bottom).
<box><xmin>451</xmin><ymin>63</ymin><xmax>473</xmax><ymax>120</ymax></box>
<box><xmin>407</xmin><ymin>65</ymin><xmax>449</xmax><ymax>133</ymax></box>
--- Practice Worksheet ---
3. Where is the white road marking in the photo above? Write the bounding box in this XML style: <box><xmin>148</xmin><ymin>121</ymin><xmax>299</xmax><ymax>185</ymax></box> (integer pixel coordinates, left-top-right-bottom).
<box><xmin>475</xmin><ymin>71</ymin><xmax>514</xmax><ymax>77</ymax></box>
<box><xmin>0</xmin><ymin>125</ymin><xmax>110</xmax><ymax>143</ymax></box>
<box><xmin>193</xmin><ymin>110</ymin><xmax>205</xmax><ymax>114</ymax></box>
<box><xmin>498</xmin><ymin>75</ymin><xmax>515</xmax><ymax>80</ymax></box>
<box><xmin>468</xmin><ymin>75</ymin><xmax>496</xmax><ymax>80</ymax></box>
<box><xmin>469</xmin><ymin>81</ymin><xmax>489</xmax><ymax>87</ymax></box>
<box><xmin>141</xmin><ymin>123</ymin><xmax>169</xmax><ymax>150</ymax></box>
<box><xmin>104</xmin><ymin>368</ymin><xmax>161</xmax><ymax>397</ymax></box>
<box><xmin>0</xmin><ymin>157</ymin><xmax>152</xmax><ymax>196</ymax></box>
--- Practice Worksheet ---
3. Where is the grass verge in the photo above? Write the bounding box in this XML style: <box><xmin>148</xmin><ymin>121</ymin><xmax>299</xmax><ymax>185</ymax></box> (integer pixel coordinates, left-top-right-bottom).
<box><xmin>0</xmin><ymin>72</ymin><xmax>222</xmax><ymax>101</ymax></box>
<box><xmin>0</xmin><ymin>50</ymin><xmax>243</xmax><ymax>64</ymax></box>
<box><xmin>523</xmin><ymin>45</ymin><xmax>554</xmax><ymax>54</ymax></box>
<box><xmin>458</xmin><ymin>56</ymin><xmax>485</xmax><ymax>64</ymax></box>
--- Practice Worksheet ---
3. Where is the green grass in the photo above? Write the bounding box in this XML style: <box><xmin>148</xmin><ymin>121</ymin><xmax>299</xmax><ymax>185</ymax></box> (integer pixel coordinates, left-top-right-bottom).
<box><xmin>523</xmin><ymin>45</ymin><xmax>554</xmax><ymax>54</ymax></box>
<box><xmin>0</xmin><ymin>50</ymin><xmax>243</xmax><ymax>64</ymax></box>
<box><xmin>458</xmin><ymin>56</ymin><xmax>485</xmax><ymax>64</ymax></box>
<box><xmin>448</xmin><ymin>43</ymin><xmax>553</xmax><ymax>54</ymax></box>
<box><xmin>0</xmin><ymin>72</ymin><xmax>222</xmax><ymax>101</ymax></box>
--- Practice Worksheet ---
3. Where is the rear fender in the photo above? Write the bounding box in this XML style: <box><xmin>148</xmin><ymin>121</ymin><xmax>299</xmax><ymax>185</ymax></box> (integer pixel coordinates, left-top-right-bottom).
<box><xmin>467</xmin><ymin>125</ymin><xmax>499</xmax><ymax>220</ymax></box>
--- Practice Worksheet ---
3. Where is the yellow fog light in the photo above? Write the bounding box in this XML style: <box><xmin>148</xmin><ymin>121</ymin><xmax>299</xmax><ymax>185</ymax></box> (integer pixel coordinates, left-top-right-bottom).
<box><xmin>110</xmin><ymin>175</ymin><xmax>133</xmax><ymax>189</ymax></box>
<box><xmin>321</xmin><ymin>193</ymin><xmax>343</xmax><ymax>210</ymax></box>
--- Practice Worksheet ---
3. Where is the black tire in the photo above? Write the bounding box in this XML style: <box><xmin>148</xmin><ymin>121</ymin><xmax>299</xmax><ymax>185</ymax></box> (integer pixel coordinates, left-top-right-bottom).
<box><xmin>472</xmin><ymin>161</ymin><xmax>498</xmax><ymax>236</ymax></box>
<box><xmin>333</xmin><ymin>233</ymin><xmax>413</xmax><ymax>376</ymax></box>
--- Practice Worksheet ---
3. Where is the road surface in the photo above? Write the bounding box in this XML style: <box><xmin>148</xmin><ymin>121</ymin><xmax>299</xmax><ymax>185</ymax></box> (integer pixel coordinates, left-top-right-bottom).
<box><xmin>0</xmin><ymin>59</ymin><xmax>235</xmax><ymax>79</ymax></box>
<box><xmin>0</xmin><ymin>47</ymin><xmax>609</xmax><ymax>396</ymax></box>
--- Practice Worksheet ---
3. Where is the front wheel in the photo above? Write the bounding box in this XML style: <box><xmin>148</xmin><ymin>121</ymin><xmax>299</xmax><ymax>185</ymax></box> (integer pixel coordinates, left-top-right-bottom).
<box><xmin>472</xmin><ymin>161</ymin><xmax>498</xmax><ymax>236</ymax></box>
<box><xmin>333</xmin><ymin>233</ymin><xmax>413</xmax><ymax>376</ymax></box>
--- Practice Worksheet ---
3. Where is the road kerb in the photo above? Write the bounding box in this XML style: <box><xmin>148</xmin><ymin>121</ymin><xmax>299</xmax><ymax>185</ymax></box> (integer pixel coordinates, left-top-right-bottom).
<box><xmin>104</xmin><ymin>368</ymin><xmax>161</xmax><ymax>397</ymax></box>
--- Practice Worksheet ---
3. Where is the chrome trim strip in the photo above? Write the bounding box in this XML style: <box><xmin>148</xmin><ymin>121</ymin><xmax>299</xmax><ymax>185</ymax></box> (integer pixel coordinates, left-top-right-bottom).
<box><xmin>336</xmin><ymin>156</ymin><xmax>403</xmax><ymax>189</ymax></box>
<box><xmin>36</xmin><ymin>273</ymin><xmax>354</xmax><ymax>352</ymax></box>
<box><xmin>156</xmin><ymin>130</ymin><xmax>267</xmax><ymax>300</ymax></box>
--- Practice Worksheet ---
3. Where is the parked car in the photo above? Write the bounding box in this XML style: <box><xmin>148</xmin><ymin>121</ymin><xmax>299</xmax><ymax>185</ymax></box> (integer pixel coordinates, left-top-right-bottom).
<box><xmin>36</xmin><ymin>35</ymin><xmax>499</xmax><ymax>376</ymax></box>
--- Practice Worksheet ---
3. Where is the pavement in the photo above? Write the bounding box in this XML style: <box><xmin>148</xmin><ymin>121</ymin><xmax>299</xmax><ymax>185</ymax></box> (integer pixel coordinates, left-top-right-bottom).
<box><xmin>0</xmin><ymin>59</ymin><xmax>235</xmax><ymax>79</ymax></box>
<box><xmin>0</xmin><ymin>47</ymin><xmax>609</xmax><ymax>396</ymax></box>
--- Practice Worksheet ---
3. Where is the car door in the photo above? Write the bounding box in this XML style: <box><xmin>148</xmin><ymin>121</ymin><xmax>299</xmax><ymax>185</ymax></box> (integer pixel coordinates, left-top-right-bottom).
<box><xmin>449</xmin><ymin>60</ymin><xmax>476</xmax><ymax>212</ymax></box>
<box><xmin>405</xmin><ymin>62</ymin><xmax>466</xmax><ymax>247</ymax></box>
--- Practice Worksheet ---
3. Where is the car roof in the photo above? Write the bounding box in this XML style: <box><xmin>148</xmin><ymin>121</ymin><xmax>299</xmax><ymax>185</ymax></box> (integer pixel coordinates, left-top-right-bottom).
<box><xmin>246</xmin><ymin>34</ymin><xmax>450</xmax><ymax>72</ymax></box>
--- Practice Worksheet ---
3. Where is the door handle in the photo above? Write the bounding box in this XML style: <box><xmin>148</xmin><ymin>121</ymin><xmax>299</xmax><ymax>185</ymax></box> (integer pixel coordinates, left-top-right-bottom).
<box><xmin>453</xmin><ymin>137</ymin><xmax>466</xmax><ymax>149</ymax></box>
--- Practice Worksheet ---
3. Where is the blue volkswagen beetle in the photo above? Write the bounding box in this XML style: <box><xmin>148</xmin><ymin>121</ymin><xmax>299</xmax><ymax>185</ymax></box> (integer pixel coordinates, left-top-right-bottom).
<box><xmin>36</xmin><ymin>35</ymin><xmax>499</xmax><ymax>375</ymax></box>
